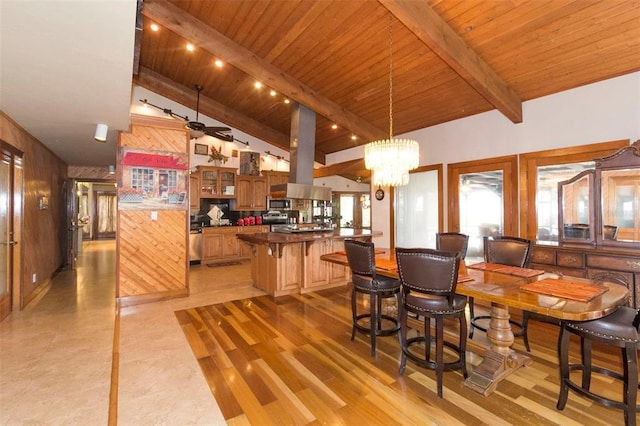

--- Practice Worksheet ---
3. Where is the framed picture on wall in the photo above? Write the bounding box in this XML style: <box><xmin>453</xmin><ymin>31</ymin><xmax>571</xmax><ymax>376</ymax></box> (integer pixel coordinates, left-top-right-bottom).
<box><xmin>194</xmin><ymin>143</ymin><xmax>208</xmax><ymax>155</ymax></box>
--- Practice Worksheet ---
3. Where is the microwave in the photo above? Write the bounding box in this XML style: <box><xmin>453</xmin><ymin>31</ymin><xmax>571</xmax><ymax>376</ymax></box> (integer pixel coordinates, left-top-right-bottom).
<box><xmin>268</xmin><ymin>198</ymin><xmax>291</xmax><ymax>210</ymax></box>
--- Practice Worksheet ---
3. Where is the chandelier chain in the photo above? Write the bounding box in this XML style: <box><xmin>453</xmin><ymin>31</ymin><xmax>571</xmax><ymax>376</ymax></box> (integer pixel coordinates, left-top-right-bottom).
<box><xmin>388</xmin><ymin>13</ymin><xmax>393</xmax><ymax>141</ymax></box>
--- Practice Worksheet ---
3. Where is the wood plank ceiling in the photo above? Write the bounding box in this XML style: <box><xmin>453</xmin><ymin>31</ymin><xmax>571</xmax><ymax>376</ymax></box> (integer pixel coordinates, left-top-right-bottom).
<box><xmin>136</xmin><ymin>0</ymin><xmax>640</xmax><ymax>173</ymax></box>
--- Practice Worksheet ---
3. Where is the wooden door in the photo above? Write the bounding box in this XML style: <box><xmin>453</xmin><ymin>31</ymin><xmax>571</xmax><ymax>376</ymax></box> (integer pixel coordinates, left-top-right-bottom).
<box><xmin>0</xmin><ymin>144</ymin><xmax>23</xmax><ymax>320</ymax></box>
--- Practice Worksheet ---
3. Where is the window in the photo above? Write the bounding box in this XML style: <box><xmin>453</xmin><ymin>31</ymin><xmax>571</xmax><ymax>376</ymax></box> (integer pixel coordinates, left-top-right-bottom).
<box><xmin>394</xmin><ymin>164</ymin><xmax>442</xmax><ymax>249</ymax></box>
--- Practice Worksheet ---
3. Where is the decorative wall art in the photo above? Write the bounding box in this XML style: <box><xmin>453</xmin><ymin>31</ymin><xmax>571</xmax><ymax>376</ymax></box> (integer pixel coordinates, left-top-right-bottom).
<box><xmin>239</xmin><ymin>151</ymin><xmax>261</xmax><ymax>175</ymax></box>
<box><xmin>194</xmin><ymin>143</ymin><xmax>208</xmax><ymax>155</ymax></box>
<box><xmin>117</xmin><ymin>147</ymin><xmax>189</xmax><ymax>211</ymax></box>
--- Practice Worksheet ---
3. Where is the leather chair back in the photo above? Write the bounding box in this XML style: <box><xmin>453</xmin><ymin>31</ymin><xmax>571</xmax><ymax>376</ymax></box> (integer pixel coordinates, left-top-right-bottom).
<box><xmin>484</xmin><ymin>236</ymin><xmax>533</xmax><ymax>268</ymax></box>
<box><xmin>436</xmin><ymin>232</ymin><xmax>469</xmax><ymax>259</ymax></box>
<box><xmin>396</xmin><ymin>248</ymin><xmax>460</xmax><ymax>304</ymax></box>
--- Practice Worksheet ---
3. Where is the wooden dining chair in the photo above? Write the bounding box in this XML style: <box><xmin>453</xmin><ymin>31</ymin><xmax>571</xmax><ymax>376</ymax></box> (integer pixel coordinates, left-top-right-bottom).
<box><xmin>344</xmin><ymin>239</ymin><xmax>401</xmax><ymax>357</ymax></box>
<box><xmin>469</xmin><ymin>236</ymin><xmax>533</xmax><ymax>351</ymax></box>
<box><xmin>396</xmin><ymin>248</ymin><xmax>467</xmax><ymax>398</ymax></box>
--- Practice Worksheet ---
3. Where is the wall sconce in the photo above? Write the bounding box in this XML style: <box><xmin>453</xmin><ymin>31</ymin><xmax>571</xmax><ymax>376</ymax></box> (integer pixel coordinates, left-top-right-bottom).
<box><xmin>94</xmin><ymin>124</ymin><xmax>108</xmax><ymax>142</ymax></box>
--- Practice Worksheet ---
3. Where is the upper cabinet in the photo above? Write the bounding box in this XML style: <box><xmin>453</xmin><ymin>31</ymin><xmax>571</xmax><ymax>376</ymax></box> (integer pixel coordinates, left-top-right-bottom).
<box><xmin>558</xmin><ymin>140</ymin><xmax>640</xmax><ymax>248</ymax></box>
<box><xmin>197</xmin><ymin>166</ymin><xmax>236</xmax><ymax>199</ymax></box>
<box><xmin>263</xmin><ymin>171</ymin><xmax>289</xmax><ymax>190</ymax></box>
<box><xmin>235</xmin><ymin>175</ymin><xmax>267</xmax><ymax>211</ymax></box>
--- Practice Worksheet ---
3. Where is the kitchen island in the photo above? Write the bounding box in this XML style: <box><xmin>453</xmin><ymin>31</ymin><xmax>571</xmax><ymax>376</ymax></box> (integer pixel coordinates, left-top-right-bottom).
<box><xmin>237</xmin><ymin>229</ymin><xmax>382</xmax><ymax>296</ymax></box>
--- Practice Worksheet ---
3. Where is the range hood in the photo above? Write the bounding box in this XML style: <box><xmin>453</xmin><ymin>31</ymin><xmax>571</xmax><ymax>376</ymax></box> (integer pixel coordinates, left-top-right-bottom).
<box><xmin>269</xmin><ymin>182</ymin><xmax>331</xmax><ymax>201</ymax></box>
<box><xmin>269</xmin><ymin>103</ymin><xmax>331</xmax><ymax>201</ymax></box>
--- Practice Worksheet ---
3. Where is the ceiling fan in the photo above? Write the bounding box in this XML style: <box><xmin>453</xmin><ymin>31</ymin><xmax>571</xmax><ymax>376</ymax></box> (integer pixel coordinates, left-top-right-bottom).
<box><xmin>184</xmin><ymin>85</ymin><xmax>233</xmax><ymax>141</ymax></box>
<box><xmin>139</xmin><ymin>84</ymin><xmax>234</xmax><ymax>141</ymax></box>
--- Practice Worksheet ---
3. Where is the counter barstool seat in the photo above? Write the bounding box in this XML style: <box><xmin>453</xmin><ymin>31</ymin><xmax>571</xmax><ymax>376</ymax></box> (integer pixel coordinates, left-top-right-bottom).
<box><xmin>344</xmin><ymin>240</ymin><xmax>401</xmax><ymax>357</ymax></box>
<box><xmin>396</xmin><ymin>248</ymin><xmax>468</xmax><ymax>398</ymax></box>
<box><xmin>557</xmin><ymin>305</ymin><xmax>639</xmax><ymax>425</ymax></box>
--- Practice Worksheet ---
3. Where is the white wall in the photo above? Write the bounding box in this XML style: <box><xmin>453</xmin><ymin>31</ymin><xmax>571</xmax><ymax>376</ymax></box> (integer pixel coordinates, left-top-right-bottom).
<box><xmin>327</xmin><ymin>72</ymin><xmax>640</xmax><ymax>248</ymax></box>
<box><xmin>131</xmin><ymin>86</ymin><xmax>292</xmax><ymax>173</ymax></box>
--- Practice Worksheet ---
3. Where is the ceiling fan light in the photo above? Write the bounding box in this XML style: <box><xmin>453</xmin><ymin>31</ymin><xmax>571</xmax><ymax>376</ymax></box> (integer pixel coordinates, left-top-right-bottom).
<box><xmin>94</xmin><ymin>123</ymin><xmax>108</xmax><ymax>142</ymax></box>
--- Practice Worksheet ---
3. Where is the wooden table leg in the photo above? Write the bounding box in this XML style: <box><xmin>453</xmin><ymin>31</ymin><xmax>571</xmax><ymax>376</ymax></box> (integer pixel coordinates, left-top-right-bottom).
<box><xmin>464</xmin><ymin>302</ymin><xmax>532</xmax><ymax>396</ymax></box>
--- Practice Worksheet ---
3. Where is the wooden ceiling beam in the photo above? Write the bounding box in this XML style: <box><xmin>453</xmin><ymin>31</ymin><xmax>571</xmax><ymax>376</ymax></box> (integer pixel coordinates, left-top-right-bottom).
<box><xmin>313</xmin><ymin>158</ymin><xmax>370</xmax><ymax>180</ymax></box>
<box><xmin>133</xmin><ymin>67</ymin><xmax>311</xmax><ymax>159</ymax></box>
<box><xmin>142</xmin><ymin>0</ymin><xmax>388</xmax><ymax>144</ymax></box>
<box><xmin>380</xmin><ymin>0</ymin><xmax>523</xmax><ymax>123</ymax></box>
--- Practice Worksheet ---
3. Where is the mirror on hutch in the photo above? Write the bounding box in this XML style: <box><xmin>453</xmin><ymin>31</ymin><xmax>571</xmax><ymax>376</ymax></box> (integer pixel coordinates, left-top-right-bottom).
<box><xmin>558</xmin><ymin>140</ymin><xmax>640</xmax><ymax>248</ymax></box>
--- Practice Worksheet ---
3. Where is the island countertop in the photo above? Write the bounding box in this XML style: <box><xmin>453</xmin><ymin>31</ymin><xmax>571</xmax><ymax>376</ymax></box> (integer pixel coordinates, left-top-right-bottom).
<box><xmin>236</xmin><ymin>228</ymin><xmax>382</xmax><ymax>245</ymax></box>
<box><xmin>237</xmin><ymin>228</ymin><xmax>380</xmax><ymax>297</ymax></box>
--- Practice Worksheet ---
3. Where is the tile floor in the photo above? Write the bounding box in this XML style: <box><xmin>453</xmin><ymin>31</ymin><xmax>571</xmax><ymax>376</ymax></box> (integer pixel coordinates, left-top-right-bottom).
<box><xmin>1</xmin><ymin>240</ymin><xmax>265</xmax><ymax>425</ymax></box>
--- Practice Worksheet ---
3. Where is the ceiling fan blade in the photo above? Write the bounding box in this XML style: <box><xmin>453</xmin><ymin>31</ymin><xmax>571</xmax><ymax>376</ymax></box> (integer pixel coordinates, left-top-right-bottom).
<box><xmin>209</xmin><ymin>131</ymin><xmax>234</xmax><ymax>142</ymax></box>
<box><xmin>204</xmin><ymin>126</ymin><xmax>231</xmax><ymax>133</ymax></box>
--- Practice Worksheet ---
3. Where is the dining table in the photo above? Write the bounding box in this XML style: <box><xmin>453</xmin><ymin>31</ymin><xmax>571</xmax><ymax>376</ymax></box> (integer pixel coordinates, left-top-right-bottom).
<box><xmin>320</xmin><ymin>249</ymin><xmax>631</xmax><ymax>396</ymax></box>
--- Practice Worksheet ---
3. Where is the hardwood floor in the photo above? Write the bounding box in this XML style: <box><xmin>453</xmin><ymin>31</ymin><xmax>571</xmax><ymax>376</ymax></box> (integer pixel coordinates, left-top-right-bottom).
<box><xmin>175</xmin><ymin>288</ymin><xmax>635</xmax><ymax>425</ymax></box>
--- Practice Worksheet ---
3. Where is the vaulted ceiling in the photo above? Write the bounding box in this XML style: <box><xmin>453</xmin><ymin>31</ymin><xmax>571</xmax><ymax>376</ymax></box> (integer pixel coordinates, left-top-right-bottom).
<box><xmin>1</xmin><ymin>1</ymin><xmax>639</xmax><ymax>170</ymax></box>
<box><xmin>136</xmin><ymin>0</ymin><xmax>640</xmax><ymax>166</ymax></box>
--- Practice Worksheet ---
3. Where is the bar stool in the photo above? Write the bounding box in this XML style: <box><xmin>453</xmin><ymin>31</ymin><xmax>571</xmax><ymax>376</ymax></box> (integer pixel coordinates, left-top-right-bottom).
<box><xmin>469</xmin><ymin>236</ymin><xmax>533</xmax><ymax>351</ymax></box>
<box><xmin>344</xmin><ymin>240</ymin><xmax>401</xmax><ymax>357</ymax></box>
<box><xmin>436</xmin><ymin>232</ymin><xmax>469</xmax><ymax>259</ymax></box>
<box><xmin>557</xmin><ymin>305</ymin><xmax>639</xmax><ymax>425</ymax></box>
<box><xmin>396</xmin><ymin>248</ymin><xmax>468</xmax><ymax>398</ymax></box>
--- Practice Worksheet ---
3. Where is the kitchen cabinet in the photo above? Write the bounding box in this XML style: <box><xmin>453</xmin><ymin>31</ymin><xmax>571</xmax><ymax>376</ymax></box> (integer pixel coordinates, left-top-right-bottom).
<box><xmin>189</xmin><ymin>173</ymin><xmax>200</xmax><ymax>210</ymax></box>
<box><xmin>263</xmin><ymin>171</ymin><xmax>289</xmax><ymax>189</ymax></box>
<box><xmin>201</xmin><ymin>225</ymin><xmax>268</xmax><ymax>265</ymax></box>
<box><xmin>198</xmin><ymin>166</ymin><xmax>236</xmax><ymax>199</ymax></box>
<box><xmin>238</xmin><ymin>225</ymin><xmax>269</xmax><ymax>258</ymax></box>
<box><xmin>303</xmin><ymin>239</ymin><xmax>348</xmax><ymax>292</ymax></box>
<box><xmin>235</xmin><ymin>175</ymin><xmax>267</xmax><ymax>210</ymax></box>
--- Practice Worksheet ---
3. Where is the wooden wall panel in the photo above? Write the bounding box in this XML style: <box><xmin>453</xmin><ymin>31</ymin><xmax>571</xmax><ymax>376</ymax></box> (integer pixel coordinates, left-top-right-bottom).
<box><xmin>120</xmin><ymin>114</ymin><xmax>187</xmax><ymax>153</ymax></box>
<box><xmin>116</xmin><ymin>114</ymin><xmax>190</xmax><ymax>304</ymax></box>
<box><xmin>1</xmin><ymin>111</ymin><xmax>68</xmax><ymax>308</ymax></box>
<box><xmin>117</xmin><ymin>210</ymin><xmax>187</xmax><ymax>297</ymax></box>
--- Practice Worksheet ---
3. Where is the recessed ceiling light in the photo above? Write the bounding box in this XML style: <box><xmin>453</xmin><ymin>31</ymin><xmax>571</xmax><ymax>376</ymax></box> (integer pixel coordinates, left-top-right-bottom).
<box><xmin>351</xmin><ymin>135</ymin><xmax>357</xmax><ymax>140</ymax></box>
<box><xmin>214</xmin><ymin>59</ymin><xmax>223</xmax><ymax>68</ymax></box>
<box><xmin>270</xmin><ymin>90</ymin><xmax>277</xmax><ymax>97</ymax></box>
<box><xmin>254</xmin><ymin>81</ymin><xmax>263</xmax><ymax>89</ymax></box>
<box><xmin>331</xmin><ymin>124</ymin><xmax>338</xmax><ymax>130</ymax></box>
<box><xmin>150</xmin><ymin>23</ymin><xmax>159</xmax><ymax>32</ymax></box>
<box><xmin>186</xmin><ymin>43</ymin><xmax>195</xmax><ymax>52</ymax></box>
<box><xmin>284</xmin><ymin>99</ymin><xmax>290</xmax><ymax>104</ymax></box>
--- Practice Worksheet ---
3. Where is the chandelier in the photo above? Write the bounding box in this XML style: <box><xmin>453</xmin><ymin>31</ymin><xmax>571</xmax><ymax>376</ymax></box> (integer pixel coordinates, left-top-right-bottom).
<box><xmin>364</xmin><ymin>15</ymin><xmax>419</xmax><ymax>187</ymax></box>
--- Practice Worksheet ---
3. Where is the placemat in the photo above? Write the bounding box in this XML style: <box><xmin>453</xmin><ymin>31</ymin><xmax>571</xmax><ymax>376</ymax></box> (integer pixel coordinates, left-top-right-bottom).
<box><xmin>467</xmin><ymin>262</ymin><xmax>545</xmax><ymax>278</ymax></box>
<box><xmin>520</xmin><ymin>278</ymin><xmax>608</xmax><ymax>302</ymax></box>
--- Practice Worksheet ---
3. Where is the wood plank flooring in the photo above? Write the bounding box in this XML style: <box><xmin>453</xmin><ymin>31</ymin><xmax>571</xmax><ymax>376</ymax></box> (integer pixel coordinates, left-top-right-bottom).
<box><xmin>175</xmin><ymin>287</ymin><xmax>636</xmax><ymax>425</ymax></box>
